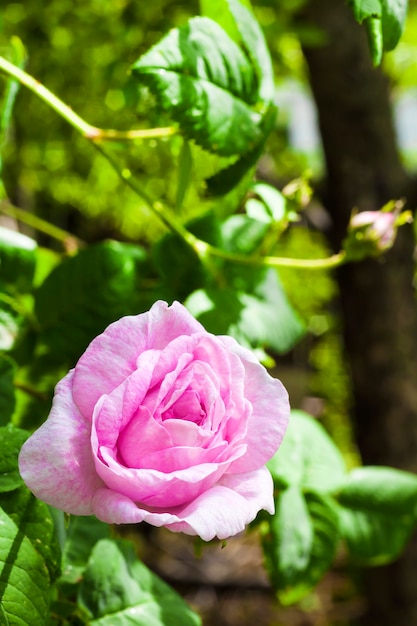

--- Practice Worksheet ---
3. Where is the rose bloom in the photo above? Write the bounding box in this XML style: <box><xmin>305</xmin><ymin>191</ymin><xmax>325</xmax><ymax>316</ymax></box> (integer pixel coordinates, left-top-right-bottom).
<box><xmin>19</xmin><ymin>301</ymin><xmax>289</xmax><ymax>540</ymax></box>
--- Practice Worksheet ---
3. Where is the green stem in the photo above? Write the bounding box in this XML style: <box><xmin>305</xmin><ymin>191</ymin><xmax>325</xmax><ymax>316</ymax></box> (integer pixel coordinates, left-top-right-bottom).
<box><xmin>0</xmin><ymin>54</ymin><xmax>346</xmax><ymax>272</ymax></box>
<box><xmin>14</xmin><ymin>380</ymin><xmax>48</xmax><ymax>402</ymax></box>
<box><xmin>0</xmin><ymin>55</ymin><xmax>176</xmax><ymax>141</ymax></box>
<box><xmin>0</xmin><ymin>201</ymin><xmax>82</xmax><ymax>249</ymax></box>
<box><xmin>92</xmin><ymin>142</ymin><xmax>200</xmax><ymax>246</ymax></box>
<box><xmin>195</xmin><ymin>240</ymin><xmax>346</xmax><ymax>270</ymax></box>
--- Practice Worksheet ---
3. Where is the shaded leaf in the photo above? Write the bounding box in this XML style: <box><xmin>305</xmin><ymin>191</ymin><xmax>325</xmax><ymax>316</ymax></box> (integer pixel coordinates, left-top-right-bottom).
<box><xmin>0</xmin><ymin>355</ymin><xmax>16</xmax><ymax>425</ymax></box>
<box><xmin>78</xmin><ymin>539</ymin><xmax>201</xmax><ymax>626</ymax></box>
<box><xmin>339</xmin><ymin>506</ymin><xmax>415</xmax><ymax>565</ymax></box>
<box><xmin>152</xmin><ymin>212</ymin><xmax>221</xmax><ymax>301</ymax></box>
<box><xmin>337</xmin><ymin>466</ymin><xmax>417</xmax><ymax>565</ymax></box>
<box><xmin>0</xmin><ymin>424</ymin><xmax>28</xmax><ymax>492</ymax></box>
<box><xmin>60</xmin><ymin>516</ymin><xmax>110</xmax><ymax>585</ymax></box>
<box><xmin>35</xmin><ymin>240</ymin><xmax>162</xmax><ymax>364</ymax></box>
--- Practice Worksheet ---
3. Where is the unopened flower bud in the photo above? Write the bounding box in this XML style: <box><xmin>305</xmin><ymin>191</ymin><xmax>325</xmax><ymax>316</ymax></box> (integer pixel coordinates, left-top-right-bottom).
<box><xmin>343</xmin><ymin>205</ymin><xmax>412</xmax><ymax>261</ymax></box>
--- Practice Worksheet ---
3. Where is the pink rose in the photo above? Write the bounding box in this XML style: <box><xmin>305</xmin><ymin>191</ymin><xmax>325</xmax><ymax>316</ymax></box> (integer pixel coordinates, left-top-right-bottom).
<box><xmin>19</xmin><ymin>301</ymin><xmax>289</xmax><ymax>540</ymax></box>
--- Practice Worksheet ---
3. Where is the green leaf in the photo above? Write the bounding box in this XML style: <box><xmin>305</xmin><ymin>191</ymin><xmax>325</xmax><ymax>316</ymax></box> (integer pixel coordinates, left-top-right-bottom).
<box><xmin>338</xmin><ymin>466</ymin><xmax>417</xmax><ymax>515</ymax></box>
<box><xmin>0</xmin><ymin>227</ymin><xmax>37</xmax><ymax>294</ymax></box>
<box><xmin>200</xmin><ymin>0</ymin><xmax>274</xmax><ymax>103</ymax></box>
<box><xmin>153</xmin><ymin>212</ymin><xmax>221</xmax><ymax>301</ymax></box>
<box><xmin>0</xmin><ymin>506</ymin><xmax>50</xmax><ymax>626</ymax></box>
<box><xmin>221</xmin><ymin>214</ymin><xmax>269</xmax><ymax>254</ymax></box>
<box><xmin>250</xmin><ymin>182</ymin><xmax>298</xmax><ymax>226</ymax></box>
<box><xmin>200</xmin><ymin>0</ymin><xmax>253</xmax><ymax>40</ymax></box>
<box><xmin>263</xmin><ymin>491</ymin><xmax>339</xmax><ymax>605</ymax></box>
<box><xmin>78</xmin><ymin>539</ymin><xmax>201</xmax><ymax>626</ymax></box>
<box><xmin>267</xmin><ymin>410</ymin><xmax>347</xmax><ymax>491</ymax></box>
<box><xmin>0</xmin><ymin>487</ymin><xmax>61</xmax><ymax>583</ymax></box>
<box><xmin>205</xmin><ymin>103</ymin><xmax>276</xmax><ymax>196</ymax></box>
<box><xmin>0</xmin><ymin>355</ymin><xmax>16</xmax><ymax>425</ymax></box>
<box><xmin>60</xmin><ymin>516</ymin><xmax>110</xmax><ymax>585</ymax></box>
<box><xmin>270</xmin><ymin>487</ymin><xmax>313</xmax><ymax>585</ymax></box>
<box><xmin>186</xmin><ymin>268</ymin><xmax>305</xmax><ymax>354</ymax></box>
<box><xmin>347</xmin><ymin>0</ymin><xmax>408</xmax><ymax>63</ymax></box>
<box><xmin>237</xmin><ymin>269</ymin><xmax>305</xmax><ymax>353</ymax></box>
<box><xmin>337</xmin><ymin>466</ymin><xmax>417</xmax><ymax>565</ymax></box>
<box><xmin>35</xmin><ymin>240</ymin><xmax>161</xmax><ymax>364</ymax></box>
<box><xmin>339</xmin><ymin>506</ymin><xmax>415</xmax><ymax>565</ymax></box>
<box><xmin>0</xmin><ymin>424</ymin><xmax>29</xmax><ymax>492</ymax></box>
<box><xmin>132</xmin><ymin>17</ymin><xmax>263</xmax><ymax>156</ymax></box>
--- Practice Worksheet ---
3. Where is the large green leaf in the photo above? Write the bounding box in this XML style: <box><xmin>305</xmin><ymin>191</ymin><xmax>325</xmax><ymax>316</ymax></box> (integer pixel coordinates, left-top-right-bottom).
<box><xmin>78</xmin><ymin>539</ymin><xmax>201</xmax><ymax>626</ymax></box>
<box><xmin>0</xmin><ymin>506</ymin><xmax>50</xmax><ymax>626</ymax></box>
<box><xmin>0</xmin><ymin>227</ymin><xmax>36</xmax><ymax>294</ymax></box>
<box><xmin>200</xmin><ymin>0</ymin><xmax>274</xmax><ymax>103</ymax></box>
<box><xmin>132</xmin><ymin>17</ymin><xmax>263</xmax><ymax>156</ymax></box>
<box><xmin>0</xmin><ymin>356</ymin><xmax>16</xmax><ymax>425</ymax></box>
<box><xmin>267</xmin><ymin>410</ymin><xmax>347</xmax><ymax>491</ymax></box>
<box><xmin>35</xmin><ymin>240</ymin><xmax>162</xmax><ymax>364</ymax></box>
<box><xmin>0</xmin><ymin>487</ymin><xmax>61</xmax><ymax>583</ymax></box>
<box><xmin>263</xmin><ymin>490</ymin><xmax>339</xmax><ymax>605</ymax></box>
<box><xmin>347</xmin><ymin>0</ymin><xmax>408</xmax><ymax>64</ymax></box>
<box><xmin>0</xmin><ymin>424</ymin><xmax>28</xmax><ymax>492</ymax></box>
<box><xmin>337</xmin><ymin>466</ymin><xmax>417</xmax><ymax>564</ymax></box>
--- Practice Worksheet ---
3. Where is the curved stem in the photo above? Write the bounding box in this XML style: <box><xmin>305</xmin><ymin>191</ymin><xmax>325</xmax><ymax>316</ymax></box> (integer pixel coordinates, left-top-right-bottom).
<box><xmin>195</xmin><ymin>240</ymin><xmax>346</xmax><ymax>270</ymax></box>
<box><xmin>0</xmin><ymin>55</ymin><xmax>176</xmax><ymax>141</ymax></box>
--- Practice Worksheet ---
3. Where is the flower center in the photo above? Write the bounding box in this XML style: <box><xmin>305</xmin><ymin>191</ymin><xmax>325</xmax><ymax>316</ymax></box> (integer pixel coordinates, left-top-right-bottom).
<box><xmin>162</xmin><ymin>389</ymin><xmax>206</xmax><ymax>425</ymax></box>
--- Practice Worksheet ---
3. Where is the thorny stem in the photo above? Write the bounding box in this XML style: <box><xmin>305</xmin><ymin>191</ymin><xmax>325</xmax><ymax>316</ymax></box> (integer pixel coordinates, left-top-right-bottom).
<box><xmin>0</xmin><ymin>54</ymin><xmax>347</xmax><ymax>272</ymax></box>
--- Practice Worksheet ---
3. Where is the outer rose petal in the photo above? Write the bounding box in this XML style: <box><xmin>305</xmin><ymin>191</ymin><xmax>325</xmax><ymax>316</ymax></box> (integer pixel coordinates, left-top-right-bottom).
<box><xmin>73</xmin><ymin>301</ymin><xmax>205</xmax><ymax>417</ymax></box>
<box><xmin>92</xmin><ymin>466</ymin><xmax>273</xmax><ymax>541</ymax></box>
<box><xmin>227</xmin><ymin>357</ymin><xmax>290</xmax><ymax>473</ymax></box>
<box><xmin>18</xmin><ymin>371</ymin><xmax>103</xmax><ymax>515</ymax></box>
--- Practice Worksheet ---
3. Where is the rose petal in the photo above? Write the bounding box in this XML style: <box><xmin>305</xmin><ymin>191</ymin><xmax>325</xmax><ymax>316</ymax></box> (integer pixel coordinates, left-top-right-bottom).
<box><xmin>92</xmin><ymin>466</ymin><xmax>274</xmax><ymax>541</ymax></box>
<box><xmin>18</xmin><ymin>371</ymin><xmax>102</xmax><ymax>515</ymax></box>
<box><xmin>73</xmin><ymin>301</ymin><xmax>204</xmax><ymax>417</ymax></box>
<box><xmin>227</xmin><ymin>357</ymin><xmax>290</xmax><ymax>473</ymax></box>
<box><xmin>92</xmin><ymin>444</ymin><xmax>240</xmax><ymax>507</ymax></box>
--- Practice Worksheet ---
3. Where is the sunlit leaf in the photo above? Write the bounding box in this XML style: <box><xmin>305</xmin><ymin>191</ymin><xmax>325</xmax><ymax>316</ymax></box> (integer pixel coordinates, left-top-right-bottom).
<box><xmin>132</xmin><ymin>17</ymin><xmax>263</xmax><ymax>156</ymax></box>
<box><xmin>267</xmin><ymin>410</ymin><xmax>347</xmax><ymax>491</ymax></box>
<box><xmin>0</xmin><ymin>506</ymin><xmax>50</xmax><ymax>625</ymax></box>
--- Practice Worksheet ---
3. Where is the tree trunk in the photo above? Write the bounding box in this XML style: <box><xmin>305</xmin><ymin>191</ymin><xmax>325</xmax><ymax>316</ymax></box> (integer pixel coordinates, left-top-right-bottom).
<box><xmin>300</xmin><ymin>1</ymin><xmax>417</xmax><ymax>624</ymax></box>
